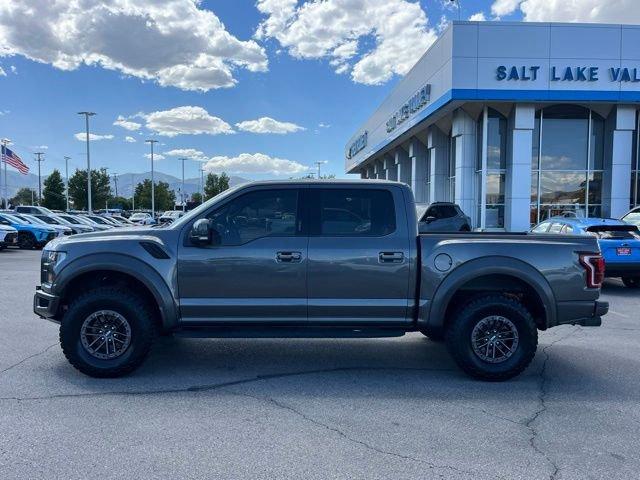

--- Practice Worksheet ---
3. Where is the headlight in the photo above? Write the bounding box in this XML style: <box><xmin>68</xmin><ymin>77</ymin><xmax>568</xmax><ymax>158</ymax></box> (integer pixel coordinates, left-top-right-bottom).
<box><xmin>41</xmin><ymin>250</ymin><xmax>66</xmax><ymax>284</ymax></box>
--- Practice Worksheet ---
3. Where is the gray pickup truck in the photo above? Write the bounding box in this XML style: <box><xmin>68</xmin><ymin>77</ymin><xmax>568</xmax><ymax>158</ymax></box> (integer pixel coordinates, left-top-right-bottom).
<box><xmin>34</xmin><ymin>180</ymin><xmax>608</xmax><ymax>381</ymax></box>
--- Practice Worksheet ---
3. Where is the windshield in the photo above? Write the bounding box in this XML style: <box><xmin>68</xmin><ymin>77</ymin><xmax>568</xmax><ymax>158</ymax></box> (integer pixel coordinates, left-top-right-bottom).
<box><xmin>36</xmin><ymin>215</ymin><xmax>60</xmax><ymax>225</ymax></box>
<box><xmin>623</xmin><ymin>211</ymin><xmax>640</xmax><ymax>226</ymax></box>
<box><xmin>130</xmin><ymin>213</ymin><xmax>149</xmax><ymax>220</ymax></box>
<box><xmin>59</xmin><ymin>215</ymin><xmax>81</xmax><ymax>225</ymax></box>
<box><xmin>586</xmin><ymin>225</ymin><xmax>640</xmax><ymax>239</ymax></box>
<box><xmin>88</xmin><ymin>216</ymin><xmax>109</xmax><ymax>225</ymax></box>
<box><xmin>0</xmin><ymin>213</ymin><xmax>28</xmax><ymax>225</ymax></box>
<box><xmin>21</xmin><ymin>214</ymin><xmax>46</xmax><ymax>225</ymax></box>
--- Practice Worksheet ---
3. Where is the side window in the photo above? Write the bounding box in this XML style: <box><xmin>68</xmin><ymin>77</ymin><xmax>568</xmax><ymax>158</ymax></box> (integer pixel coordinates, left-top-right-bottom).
<box><xmin>532</xmin><ymin>222</ymin><xmax>550</xmax><ymax>233</ymax></box>
<box><xmin>206</xmin><ymin>189</ymin><xmax>298</xmax><ymax>246</ymax></box>
<box><xmin>548</xmin><ymin>222</ymin><xmax>564</xmax><ymax>233</ymax></box>
<box><xmin>434</xmin><ymin>205</ymin><xmax>458</xmax><ymax>219</ymax></box>
<box><xmin>316</xmin><ymin>189</ymin><xmax>396</xmax><ymax>236</ymax></box>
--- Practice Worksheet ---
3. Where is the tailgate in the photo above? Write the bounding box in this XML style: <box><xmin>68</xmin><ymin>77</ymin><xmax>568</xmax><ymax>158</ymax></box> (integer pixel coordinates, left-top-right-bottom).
<box><xmin>599</xmin><ymin>239</ymin><xmax>640</xmax><ymax>264</ymax></box>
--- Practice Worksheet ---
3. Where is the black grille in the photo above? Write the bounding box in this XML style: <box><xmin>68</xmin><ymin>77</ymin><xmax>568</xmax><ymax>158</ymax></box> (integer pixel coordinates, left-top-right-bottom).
<box><xmin>5</xmin><ymin>232</ymin><xmax>17</xmax><ymax>244</ymax></box>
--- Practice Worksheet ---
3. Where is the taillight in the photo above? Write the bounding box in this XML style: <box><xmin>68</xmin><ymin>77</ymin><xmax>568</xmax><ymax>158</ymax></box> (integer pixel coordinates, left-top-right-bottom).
<box><xmin>579</xmin><ymin>253</ymin><xmax>605</xmax><ymax>288</ymax></box>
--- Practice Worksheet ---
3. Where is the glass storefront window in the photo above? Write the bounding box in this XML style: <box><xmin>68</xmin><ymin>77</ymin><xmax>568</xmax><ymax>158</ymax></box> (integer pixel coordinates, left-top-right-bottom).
<box><xmin>477</xmin><ymin>108</ymin><xmax>507</xmax><ymax>229</ymax></box>
<box><xmin>631</xmin><ymin>112</ymin><xmax>640</xmax><ymax>208</ymax></box>
<box><xmin>531</xmin><ymin>106</ymin><xmax>604</xmax><ymax>225</ymax></box>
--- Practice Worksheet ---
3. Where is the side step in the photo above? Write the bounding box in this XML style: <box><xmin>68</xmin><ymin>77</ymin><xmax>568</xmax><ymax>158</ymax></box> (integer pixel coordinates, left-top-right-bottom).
<box><xmin>173</xmin><ymin>326</ymin><xmax>408</xmax><ymax>339</ymax></box>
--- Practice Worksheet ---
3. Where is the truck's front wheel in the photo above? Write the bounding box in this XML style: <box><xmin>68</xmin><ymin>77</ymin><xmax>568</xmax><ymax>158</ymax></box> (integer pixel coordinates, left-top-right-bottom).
<box><xmin>446</xmin><ymin>295</ymin><xmax>538</xmax><ymax>381</ymax></box>
<box><xmin>60</xmin><ymin>287</ymin><xmax>156</xmax><ymax>378</ymax></box>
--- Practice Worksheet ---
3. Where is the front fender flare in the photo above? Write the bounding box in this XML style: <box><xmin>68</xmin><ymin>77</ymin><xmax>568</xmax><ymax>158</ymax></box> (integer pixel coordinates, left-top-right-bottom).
<box><xmin>423</xmin><ymin>256</ymin><xmax>557</xmax><ymax>331</ymax></box>
<box><xmin>53</xmin><ymin>253</ymin><xmax>178</xmax><ymax>330</ymax></box>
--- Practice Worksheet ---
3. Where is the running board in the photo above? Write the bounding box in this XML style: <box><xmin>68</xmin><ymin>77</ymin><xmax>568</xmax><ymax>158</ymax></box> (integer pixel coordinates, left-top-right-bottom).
<box><xmin>173</xmin><ymin>326</ymin><xmax>408</xmax><ymax>339</ymax></box>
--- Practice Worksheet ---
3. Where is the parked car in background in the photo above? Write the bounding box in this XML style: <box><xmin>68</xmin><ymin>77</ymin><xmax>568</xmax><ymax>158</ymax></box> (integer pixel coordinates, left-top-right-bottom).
<box><xmin>15</xmin><ymin>205</ymin><xmax>56</xmax><ymax>215</ymax></box>
<box><xmin>0</xmin><ymin>224</ymin><xmax>18</xmax><ymax>250</ymax></box>
<box><xmin>35</xmin><ymin>180</ymin><xmax>607</xmax><ymax>381</ymax></box>
<box><xmin>73</xmin><ymin>215</ymin><xmax>113</xmax><ymax>231</ymax></box>
<box><xmin>0</xmin><ymin>212</ymin><xmax>58</xmax><ymax>249</ymax></box>
<box><xmin>85</xmin><ymin>214</ymin><xmax>122</xmax><ymax>228</ymax></box>
<box><xmin>44</xmin><ymin>214</ymin><xmax>95</xmax><ymax>234</ymax></box>
<box><xmin>158</xmin><ymin>210</ymin><xmax>186</xmax><ymax>224</ymax></box>
<box><xmin>129</xmin><ymin>212</ymin><xmax>155</xmax><ymax>225</ymax></box>
<box><xmin>532</xmin><ymin>217</ymin><xmax>640</xmax><ymax>287</ymax></box>
<box><xmin>108</xmin><ymin>215</ymin><xmax>136</xmax><ymax>227</ymax></box>
<box><xmin>416</xmin><ymin>202</ymin><xmax>472</xmax><ymax>232</ymax></box>
<box><xmin>621</xmin><ymin>206</ymin><xmax>640</xmax><ymax>227</ymax></box>
<box><xmin>11</xmin><ymin>213</ymin><xmax>73</xmax><ymax>236</ymax></box>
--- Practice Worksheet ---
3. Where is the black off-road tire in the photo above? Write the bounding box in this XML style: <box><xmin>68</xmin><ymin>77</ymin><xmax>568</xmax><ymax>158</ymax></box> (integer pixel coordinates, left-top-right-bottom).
<box><xmin>60</xmin><ymin>287</ymin><xmax>156</xmax><ymax>378</ymax></box>
<box><xmin>445</xmin><ymin>294</ymin><xmax>538</xmax><ymax>381</ymax></box>
<box><xmin>18</xmin><ymin>232</ymin><xmax>36</xmax><ymax>250</ymax></box>
<box><xmin>621</xmin><ymin>276</ymin><xmax>640</xmax><ymax>288</ymax></box>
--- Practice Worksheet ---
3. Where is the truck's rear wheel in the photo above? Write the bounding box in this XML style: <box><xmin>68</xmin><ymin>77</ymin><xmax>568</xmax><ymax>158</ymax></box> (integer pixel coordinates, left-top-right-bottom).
<box><xmin>445</xmin><ymin>294</ymin><xmax>538</xmax><ymax>381</ymax></box>
<box><xmin>60</xmin><ymin>287</ymin><xmax>156</xmax><ymax>377</ymax></box>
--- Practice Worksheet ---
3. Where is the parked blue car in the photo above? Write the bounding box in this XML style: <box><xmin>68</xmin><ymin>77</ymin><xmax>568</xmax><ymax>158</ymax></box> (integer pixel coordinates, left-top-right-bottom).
<box><xmin>532</xmin><ymin>217</ymin><xmax>640</xmax><ymax>287</ymax></box>
<box><xmin>0</xmin><ymin>212</ymin><xmax>58</xmax><ymax>250</ymax></box>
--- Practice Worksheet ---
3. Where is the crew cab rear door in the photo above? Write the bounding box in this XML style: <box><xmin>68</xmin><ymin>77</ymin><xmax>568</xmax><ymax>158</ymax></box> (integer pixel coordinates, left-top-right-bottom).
<box><xmin>306</xmin><ymin>185</ymin><xmax>412</xmax><ymax>326</ymax></box>
<box><xmin>177</xmin><ymin>185</ymin><xmax>308</xmax><ymax>324</ymax></box>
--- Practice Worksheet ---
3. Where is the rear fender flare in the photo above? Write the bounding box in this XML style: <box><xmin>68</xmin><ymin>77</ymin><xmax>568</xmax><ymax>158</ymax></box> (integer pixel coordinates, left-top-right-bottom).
<box><xmin>424</xmin><ymin>256</ymin><xmax>557</xmax><ymax>330</ymax></box>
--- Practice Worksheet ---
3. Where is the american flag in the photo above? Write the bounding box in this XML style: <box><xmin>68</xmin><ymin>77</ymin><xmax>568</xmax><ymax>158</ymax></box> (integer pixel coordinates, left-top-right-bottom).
<box><xmin>1</xmin><ymin>146</ymin><xmax>29</xmax><ymax>175</ymax></box>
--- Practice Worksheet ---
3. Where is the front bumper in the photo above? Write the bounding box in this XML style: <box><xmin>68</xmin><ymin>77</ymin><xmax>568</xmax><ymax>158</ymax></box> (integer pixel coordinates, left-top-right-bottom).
<box><xmin>0</xmin><ymin>232</ymin><xmax>18</xmax><ymax>247</ymax></box>
<box><xmin>33</xmin><ymin>287</ymin><xmax>61</xmax><ymax>322</ymax></box>
<box><xmin>556</xmin><ymin>300</ymin><xmax>608</xmax><ymax>327</ymax></box>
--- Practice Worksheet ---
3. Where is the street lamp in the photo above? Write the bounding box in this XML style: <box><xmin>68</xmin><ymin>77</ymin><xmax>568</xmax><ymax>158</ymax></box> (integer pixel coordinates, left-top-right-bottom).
<box><xmin>449</xmin><ymin>0</ymin><xmax>461</xmax><ymax>20</ymax></box>
<box><xmin>179</xmin><ymin>157</ymin><xmax>186</xmax><ymax>212</ymax></box>
<box><xmin>77</xmin><ymin>112</ymin><xmax>96</xmax><ymax>211</ymax></box>
<box><xmin>145</xmin><ymin>139</ymin><xmax>159</xmax><ymax>218</ymax></box>
<box><xmin>64</xmin><ymin>156</ymin><xmax>71</xmax><ymax>211</ymax></box>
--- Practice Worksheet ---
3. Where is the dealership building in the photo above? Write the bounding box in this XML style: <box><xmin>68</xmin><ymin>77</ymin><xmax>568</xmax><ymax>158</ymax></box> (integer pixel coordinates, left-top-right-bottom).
<box><xmin>345</xmin><ymin>21</ymin><xmax>640</xmax><ymax>231</ymax></box>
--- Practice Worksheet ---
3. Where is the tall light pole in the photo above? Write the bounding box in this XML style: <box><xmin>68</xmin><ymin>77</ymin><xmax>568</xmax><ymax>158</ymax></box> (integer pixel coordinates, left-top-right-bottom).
<box><xmin>449</xmin><ymin>0</ymin><xmax>461</xmax><ymax>20</ymax></box>
<box><xmin>64</xmin><ymin>156</ymin><xmax>71</xmax><ymax>211</ymax></box>
<box><xmin>145</xmin><ymin>139</ymin><xmax>159</xmax><ymax>218</ymax></box>
<box><xmin>34</xmin><ymin>152</ymin><xmax>45</xmax><ymax>205</ymax></box>
<box><xmin>200</xmin><ymin>163</ymin><xmax>205</xmax><ymax>201</ymax></box>
<box><xmin>179</xmin><ymin>157</ymin><xmax>186</xmax><ymax>211</ymax></box>
<box><xmin>78</xmin><ymin>112</ymin><xmax>96</xmax><ymax>211</ymax></box>
<box><xmin>112</xmin><ymin>172</ymin><xmax>118</xmax><ymax>197</ymax></box>
<box><xmin>131</xmin><ymin>173</ymin><xmax>135</xmax><ymax>211</ymax></box>
<box><xmin>1</xmin><ymin>138</ymin><xmax>9</xmax><ymax>208</ymax></box>
<box><xmin>314</xmin><ymin>161</ymin><xmax>324</xmax><ymax>179</ymax></box>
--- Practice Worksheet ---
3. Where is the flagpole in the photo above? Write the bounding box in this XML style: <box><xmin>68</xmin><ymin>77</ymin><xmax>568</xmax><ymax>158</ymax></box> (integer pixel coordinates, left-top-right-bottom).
<box><xmin>1</xmin><ymin>138</ymin><xmax>8</xmax><ymax>209</ymax></box>
<box><xmin>1</xmin><ymin>140</ymin><xmax>4</xmax><ymax>208</ymax></box>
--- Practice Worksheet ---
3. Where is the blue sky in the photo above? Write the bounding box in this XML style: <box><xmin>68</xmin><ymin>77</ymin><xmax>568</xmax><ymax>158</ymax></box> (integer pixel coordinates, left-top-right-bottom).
<box><xmin>0</xmin><ymin>0</ymin><xmax>606</xmax><ymax>182</ymax></box>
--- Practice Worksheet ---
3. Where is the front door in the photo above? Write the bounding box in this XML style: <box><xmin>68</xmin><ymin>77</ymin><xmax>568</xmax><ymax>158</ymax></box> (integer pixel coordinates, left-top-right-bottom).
<box><xmin>307</xmin><ymin>185</ymin><xmax>412</xmax><ymax>326</ymax></box>
<box><xmin>177</xmin><ymin>186</ymin><xmax>308</xmax><ymax>324</ymax></box>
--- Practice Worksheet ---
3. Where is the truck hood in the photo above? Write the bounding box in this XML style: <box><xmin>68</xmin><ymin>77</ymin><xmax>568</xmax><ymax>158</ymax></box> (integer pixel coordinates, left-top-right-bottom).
<box><xmin>45</xmin><ymin>225</ymin><xmax>169</xmax><ymax>250</ymax></box>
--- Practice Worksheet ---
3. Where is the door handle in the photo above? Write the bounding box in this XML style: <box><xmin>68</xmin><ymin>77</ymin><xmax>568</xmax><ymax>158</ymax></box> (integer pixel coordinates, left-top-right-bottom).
<box><xmin>276</xmin><ymin>251</ymin><xmax>302</xmax><ymax>263</ymax></box>
<box><xmin>379</xmin><ymin>252</ymin><xmax>404</xmax><ymax>263</ymax></box>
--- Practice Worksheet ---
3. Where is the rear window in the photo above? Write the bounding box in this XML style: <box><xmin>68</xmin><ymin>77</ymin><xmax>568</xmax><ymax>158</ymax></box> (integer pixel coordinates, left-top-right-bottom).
<box><xmin>586</xmin><ymin>225</ymin><xmax>640</xmax><ymax>239</ymax></box>
<box><xmin>316</xmin><ymin>189</ymin><xmax>396</xmax><ymax>236</ymax></box>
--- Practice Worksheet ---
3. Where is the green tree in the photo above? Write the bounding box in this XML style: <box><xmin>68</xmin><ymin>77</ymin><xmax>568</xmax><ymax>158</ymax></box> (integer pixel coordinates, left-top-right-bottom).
<box><xmin>134</xmin><ymin>179</ymin><xmax>176</xmax><ymax>211</ymax></box>
<box><xmin>41</xmin><ymin>169</ymin><xmax>67</xmax><ymax>210</ymax></box>
<box><xmin>68</xmin><ymin>168</ymin><xmax>112</xmax><ymax>210</ymax></box>
<box><xmin>109</xmin><ymin>196</ymin><xmax>132</xmax><ymax>211</ymax></box>
<box><xmin>9</xmin><ymin>188</ymin><xmax>35</xmax><ymax>207</ymax></box>
<box><xmin>191</xmin><ymin>192</ymin><xmax>203</xmax><ymax>204</ymax></box>
<box><xmin>203</xmin><ymin>172</ymin><xmax>230</xmax><ymax>200</ymax></box>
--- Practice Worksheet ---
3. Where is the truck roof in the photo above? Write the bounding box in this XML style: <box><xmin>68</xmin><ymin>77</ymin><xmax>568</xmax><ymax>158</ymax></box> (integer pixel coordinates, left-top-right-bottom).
<box><xmin>238</xmin><ymin>179</ymin><xmax>404</xmax><ymax>187</ymax></box>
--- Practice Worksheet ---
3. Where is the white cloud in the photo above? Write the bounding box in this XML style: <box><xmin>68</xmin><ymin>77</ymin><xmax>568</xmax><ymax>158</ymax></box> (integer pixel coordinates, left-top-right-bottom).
<box><xmin>236</xmin><ymin>117</ymin><xmax>305</xmax><ymax>134</ymax></box>
<box><xmin>469</xmin><ymin>12</ymin><xmax>487</xmax><ymax>21</ymax></box>
<box><xmin>113</xmin><ymin>115</ymin><xmax>141</xmax><ymax>131</ymax></box>
<box><xmin>10</xmin><ymin>65</ymin><xmax>16</xmax><ymax>74</ymax></box>
<box><xmin>0</xmin><ymin>66</ymin><xmax>5</xmax><ymax>76</ymax></box>
<box><xmin>491</xmin><ymin>0</ymin><xmax>522</xmax><ymax>18</ymax></box>
<box><xmin>318</xmin><ymin>122</ymin><xmax>330</xmax><ymax>128</ymax></box>
<box><xmin>124</xmin><ymin>136</ymin><xmax>136</xmax><ymax>143</ymax></box>
<box><xmin>31</xmin><ymin>145</ymin><xmax>48</xmax><ymax>150</ymax></box>
<box><xmin>519</xmin><ymin>0</ymin><xmax>640</xmax><ymax>23</ymax></box>
<box><xmin>74</xmin><ymin>133</ymin><xmax>114</xmax><ymax>141</ymax></box>
<box><xmin>255</xmin><ymin>0</ymin><xmax>437</xmax><ymax>85</ymax></box>
<box><xmin>204</xmin><ymin>153</ymin><xmax>308</xmax><ymax>176</ymax></box>
<box><xmin>0</xmin><ymin>0</ymin><xmax>268</xmax><ymax>92</ymax></box>
<box><xmin>144</xmin><ymin>153</ymin><xmax>165</xmax><ymax>161</ymax></box>
<box><xmin>143</xmin><ymin>106</ymin><xmax>234</xmax><ymax>137</ymax></box>
<box><xmin>164</xmin><ymin>148</ymin><xmax>206</xmax><ymax>159</ymax></box>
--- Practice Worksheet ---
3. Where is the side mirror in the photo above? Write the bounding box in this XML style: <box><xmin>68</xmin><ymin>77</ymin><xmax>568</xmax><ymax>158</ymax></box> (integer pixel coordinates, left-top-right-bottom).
<box><xmin>190</xmin><ymin>218</ymin><xmax>212</xmax><ymax>246</ymax></box>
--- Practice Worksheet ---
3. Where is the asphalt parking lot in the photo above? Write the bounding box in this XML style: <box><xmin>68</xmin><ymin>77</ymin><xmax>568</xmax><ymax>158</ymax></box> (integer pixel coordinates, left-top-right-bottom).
<box><xmin>0</xmin><ymin>249</ymin><xmax>638</xmax><ymax>480</ymax></box>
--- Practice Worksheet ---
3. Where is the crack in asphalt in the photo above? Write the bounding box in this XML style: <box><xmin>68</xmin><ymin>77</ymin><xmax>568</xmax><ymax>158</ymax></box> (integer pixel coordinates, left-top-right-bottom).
<box><xmin>0</xmin><ymin>365</ymin><xmax>455</xmax><ymax>402</ymax></box>
<box><xmin>0</xmin><ymin>344</ymin><xmax>58</xmax><ymax>375</ymax></box>
<box><xmin>234</xmin><ymin>390</ymin><xmax>487</xmax><ymax>479</ymax></box>
<box><xmin>524</xmin><ymin>328</ymin><xmax>580</xmax><ymax>480</ymax></box>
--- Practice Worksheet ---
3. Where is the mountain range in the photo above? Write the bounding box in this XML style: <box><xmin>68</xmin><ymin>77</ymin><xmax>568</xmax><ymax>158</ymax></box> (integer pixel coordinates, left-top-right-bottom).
<box><xmin>0</xmin><ymin>170</ymin><xmax>248</xmax><ymax>200</ymax></box>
